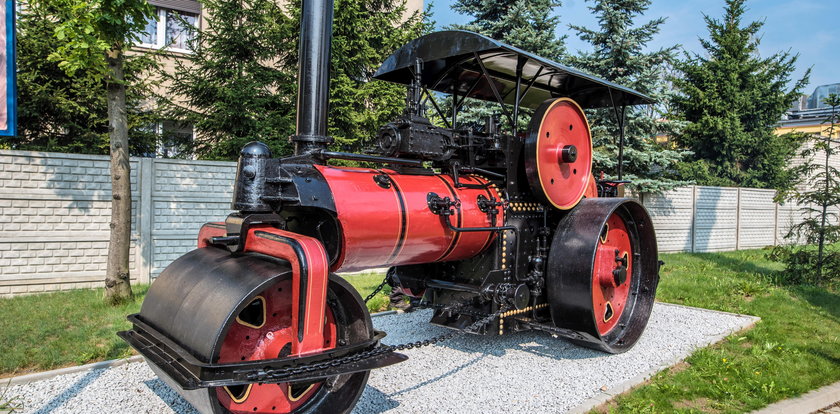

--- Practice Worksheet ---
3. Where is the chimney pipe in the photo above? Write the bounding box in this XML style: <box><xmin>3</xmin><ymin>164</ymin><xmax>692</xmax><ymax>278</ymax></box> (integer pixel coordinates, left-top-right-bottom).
<box><xmin>291</xmin><ymin>0</ymin><xmax>334</xmax><ymax>156</ymax></box>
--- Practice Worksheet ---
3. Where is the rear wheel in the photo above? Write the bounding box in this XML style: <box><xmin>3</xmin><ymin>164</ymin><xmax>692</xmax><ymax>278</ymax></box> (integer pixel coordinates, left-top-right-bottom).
<box><xmin>546</xmin><ymin>198</ymin><xmax>659</xmax><ymax>353</ymax></box>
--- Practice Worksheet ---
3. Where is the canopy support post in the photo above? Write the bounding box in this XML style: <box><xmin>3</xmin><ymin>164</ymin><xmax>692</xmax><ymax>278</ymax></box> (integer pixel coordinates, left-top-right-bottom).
<box><xmin>512</xmin><ymin>57</ymin><xmax>527</xmax><ymax>134</ymax></box>
<box><xmin>474</xmin><ymin>53</ymin><xmax>515</xmax><ymax>131</ymax></box>
<box><xmin>608</xmin><ymin>88</ymin><xmax>628</xmax><ymax>181</ymax></box>
<box><xmin>424</xmin><ymin>88</ymin><xmax>451</xmax><ymax>129</ymax></box>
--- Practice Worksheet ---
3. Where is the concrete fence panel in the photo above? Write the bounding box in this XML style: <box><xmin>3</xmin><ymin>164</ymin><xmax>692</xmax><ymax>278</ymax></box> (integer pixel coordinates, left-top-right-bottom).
<box><xmin>0</xmin><ymin>149</ymin><xmax>825</xmax><ymax>296</ymax></box>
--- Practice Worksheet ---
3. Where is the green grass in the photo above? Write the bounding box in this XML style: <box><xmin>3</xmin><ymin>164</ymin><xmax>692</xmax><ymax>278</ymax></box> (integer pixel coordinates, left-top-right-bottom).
<box><xmin>2</xmin><ymin>250</ymin><xmax>836</xmax><ymax>413</ymax></box>
<box><xmin>0</xmin><ymin>285</ymin><xmax>148</xmax><ymax>377</ymax></box>
<box><xmin>342</xmin><ymin>272</ymin><xmax>391</xmax><ymax>312</ymax></box>
<box><xmin>0</xmin><ymin>274</ymin><xmax>389</xmax><ymax>377</ymax></box>
<box><xmin>594</xmin><ymin>249</ymin><xmax>840</xmax><ymax>413</ymax></box>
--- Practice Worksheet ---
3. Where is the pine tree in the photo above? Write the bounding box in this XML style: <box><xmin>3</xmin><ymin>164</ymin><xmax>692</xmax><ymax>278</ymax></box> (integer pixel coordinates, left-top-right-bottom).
<box><xmin>671</xmin><ymin>0</ymin><xmax>809</xmax><ymax>189</ymax></box>
<box><xmin>568</xmin><ymin>0</ymin><xmax>688</xmax><ymax>192</ymax></box>
<box><xmin>448</xmin><ymin>0</ymin><xmax>566</xmax><ymax>130</ymax></box>
<box><xmin>171</xmin><ymin>0</ymin><xmax>427</xmax><ymax>160</ymax></box>
<box><xmin>4</xmin><ymin>0</ymin><xmax>160</xmax><ymax>156</ymax></box>
<box><xmin>167</xmin><ymin>0</ymin><xmax>298</xmax><ymax>160</ymax></box>
<box><xmin>282</xmin><ymin>0</ymin><xmax>428</xmax><ymax>153</ymax></box>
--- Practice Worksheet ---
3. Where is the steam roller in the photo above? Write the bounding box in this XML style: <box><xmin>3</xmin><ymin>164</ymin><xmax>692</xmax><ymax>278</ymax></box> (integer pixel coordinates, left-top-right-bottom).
<box><xmin>119</xmin><ymin>0</ymin><xmax>661</xmax><ymax>412</ymax></box>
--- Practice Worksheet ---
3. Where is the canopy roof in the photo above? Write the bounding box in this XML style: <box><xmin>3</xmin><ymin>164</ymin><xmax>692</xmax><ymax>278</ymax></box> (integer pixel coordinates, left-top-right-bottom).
<box><xmin>373</xmin><ymin>31</ymin><xmax>653</xmax><ymax>110</ymax></box>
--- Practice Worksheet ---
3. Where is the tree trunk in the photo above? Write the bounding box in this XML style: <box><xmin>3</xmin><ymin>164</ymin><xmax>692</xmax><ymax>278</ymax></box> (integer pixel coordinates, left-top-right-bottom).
<box><xmin>104</xmin><ymin>49</ymin><xmax>133</xmax><ymax>304</ymax></box>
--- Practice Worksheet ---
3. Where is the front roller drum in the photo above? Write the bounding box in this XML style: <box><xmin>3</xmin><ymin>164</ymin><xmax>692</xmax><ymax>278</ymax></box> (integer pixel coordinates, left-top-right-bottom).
<box><xmin>137</xmin><ymin>247</ymin><xmax>371</xmax><ymax>414</ymax></box>
<box><xmin>547</xmin><ymin>198</ymin><xmax>659</xmax><ymax>353</ymax></box>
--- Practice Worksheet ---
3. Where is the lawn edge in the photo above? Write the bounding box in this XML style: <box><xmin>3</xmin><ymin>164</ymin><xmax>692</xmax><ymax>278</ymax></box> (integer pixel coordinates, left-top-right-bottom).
<box><xmin>567</xmin><ymin>302</ymin><xmax>761</xmax><ymax>414</ymax></box>
<box><xmin>750</xmin><ymin>380</ymin><xmax>840</xmax><ymax>414</ymax></box>
<box><xmin>2</xmin><ymin>309</ymin><xmax>399</xmax><ymax>386</ymax></box>
<box><xmin>3</xmin><ymin>355</ymin><xmax>145</xmax><ymax>386</ymax></box>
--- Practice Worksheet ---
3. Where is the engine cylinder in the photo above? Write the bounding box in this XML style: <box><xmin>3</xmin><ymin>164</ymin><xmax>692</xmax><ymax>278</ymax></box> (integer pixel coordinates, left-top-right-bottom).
<box><xmin>315</xmin><ymin>165</ymin><xmax>502</xmax><ymax>272</ymax></box>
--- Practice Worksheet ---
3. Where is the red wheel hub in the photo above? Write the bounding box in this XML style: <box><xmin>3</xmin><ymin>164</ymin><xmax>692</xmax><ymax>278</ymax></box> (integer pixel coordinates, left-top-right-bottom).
<box><xmin>592</xmin><ymin>213</ymin><xmax>633</xmax><ymax>335</ymax></box>
<box><xmin>214</xmin><ymin>279</ymin><xmax>337</xmax><ymax>413</ymax></box>
<box><xmin>530</xmin><ymin>98</ymin><xmax>593</xmax><ymax>210</ymax></box>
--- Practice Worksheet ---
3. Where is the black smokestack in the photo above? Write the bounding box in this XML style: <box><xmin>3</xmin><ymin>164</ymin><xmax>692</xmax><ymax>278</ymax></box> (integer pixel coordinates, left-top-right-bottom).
<box><xmin>291</xmin><ymin>0</ymin><xmax>334</xmax><ymax>156</ymax></box>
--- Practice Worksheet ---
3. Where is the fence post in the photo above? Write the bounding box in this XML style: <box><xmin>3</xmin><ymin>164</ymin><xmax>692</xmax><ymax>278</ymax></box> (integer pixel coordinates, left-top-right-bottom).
<box><xmin>735</xmin><ymin>187</ymin><xmax>741</xmax><ymax>251</ymax></box>
<box><xmin>690</xmin><ymin>186</ymin><xmax>697</xmax><ymax>253</ymax></box>
<box><xmin>138</xmin><ymin>158</ymin><xmax>154</xmax><ymax>284</ymax></box>
<box><xmin>773</xmin><ymin>200</ymin><xmax>780</xmax><ymax>246</ymax></box>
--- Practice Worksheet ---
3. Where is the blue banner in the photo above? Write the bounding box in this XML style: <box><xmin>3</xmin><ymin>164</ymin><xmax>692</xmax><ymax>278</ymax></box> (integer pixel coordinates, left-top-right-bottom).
<box><xmin>0</xmin><ymin>0</ymin><xmax>15</xmax><ymax>137</ymax></box>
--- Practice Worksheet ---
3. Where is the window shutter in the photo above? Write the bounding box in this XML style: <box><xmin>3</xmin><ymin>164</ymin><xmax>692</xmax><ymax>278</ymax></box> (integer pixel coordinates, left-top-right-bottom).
<box><xmin>148</xmin><ymin>0</ymin><xmax>201</xmax><ymax>14</ymax></box>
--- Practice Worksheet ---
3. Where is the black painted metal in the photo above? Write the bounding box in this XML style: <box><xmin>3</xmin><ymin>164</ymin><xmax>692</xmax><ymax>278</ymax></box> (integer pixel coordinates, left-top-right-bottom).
<box><xmin>374</xmin><ymin>31</ymin><xmax>653</xmax><ymax>110</ymax></box>
<box><xmin>127</xmin><ymin>247</ymin><xmax>378</xmax><ymax>413</ymax></box>
<box><xmin>319</xmin><ymin>150</ymin><xmax>426</xmax><ymax>166</ymax></box>
<box><xmin>232</xmin><ymin>141</ymin><xmax>273</xmax><ymax>213</ymax></box>
<box><xmin>119</xmin><ymin>319</ymin><xmax>401</xmax><ymax>388</ymax></box>
<box><xmin>546</xmin><ymin>198</ymin><xmax>659</xmax><ymax>353</ymax></box>
<box><xmin>291</xmin><ymin>0</ymin><xmax>334</xmax><ymax>155</ymax></box>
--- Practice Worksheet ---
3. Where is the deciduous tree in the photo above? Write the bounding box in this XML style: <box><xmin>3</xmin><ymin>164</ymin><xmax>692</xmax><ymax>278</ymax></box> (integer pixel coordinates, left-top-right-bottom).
<box><xmin>770</xmin><ymin>94</ymin><xmax>840</xmax><ymax>286</ymax></box>
<box><xmin>44</xmin><ymin>0</ymin><xmax>156</xmax><ymax>303</ymax></box>
<box><xmin>4</xmin><ymin>1</ymin><xmax>160</xmax><ymax>156</ymax></box>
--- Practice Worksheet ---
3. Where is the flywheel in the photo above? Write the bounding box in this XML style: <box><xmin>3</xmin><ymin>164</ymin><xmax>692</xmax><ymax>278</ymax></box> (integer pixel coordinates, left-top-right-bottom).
<box><xmin>524</xmin><ymin>97</ymin><xmax>594</xmax><ymax>210</ymax></box>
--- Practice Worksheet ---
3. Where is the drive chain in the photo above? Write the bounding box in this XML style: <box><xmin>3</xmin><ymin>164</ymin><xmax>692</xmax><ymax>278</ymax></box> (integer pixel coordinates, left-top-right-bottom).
<box><xmin>250</xmin><ymin>299</ymin><xmax>509</xmax><ymax>383</ymax></box>
<box><xmin>363</xmin><ymin>276</ymin><xmax>389</xmax><ymax>303</ymax></box>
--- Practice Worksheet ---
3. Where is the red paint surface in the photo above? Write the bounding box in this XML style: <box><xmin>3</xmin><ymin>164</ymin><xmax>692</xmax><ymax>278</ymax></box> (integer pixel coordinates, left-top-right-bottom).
<box><xmin>584</xmin><ymin>175</ymin><xmax>598</xmax><ymax>199</ymax></box>
<box><xmin>243</xmin><ymin>227</ymin><xmax>329</xmax><ymax>354</ymax></box>
<box><xmin>592</xmin><ymin>213</ymin><xmax>633</xmax><ymax>335</ymax></box>
<box><xmin>197</xmin><ymin>222</ymin><xmax>226</xmax><ymax>248</ymax></box>
<box><xmin>534</xmin><ymin>99</ymin><xmax>593</xmax><ymax>209</ymax></box>
<box><xmin>316</xmin><ymin>165</ymin><xmax>500</xmax><ymax>272</ymax></box>
<box><xmin>215</xmin><ymin>278</ymin><xmax>337</xmax><ymax>413</ymax></box>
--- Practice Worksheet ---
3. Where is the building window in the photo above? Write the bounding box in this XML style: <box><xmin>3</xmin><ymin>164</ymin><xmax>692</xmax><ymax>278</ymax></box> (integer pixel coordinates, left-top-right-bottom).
<box><xmin>138</xmin><ymin>8</ymin><xmax>199</xmax><ymax>52</ymax></box>
<box><xmin>158</xmin><ymin>120</ymin><xmax>194</xmax><ymax>158</ymax></box>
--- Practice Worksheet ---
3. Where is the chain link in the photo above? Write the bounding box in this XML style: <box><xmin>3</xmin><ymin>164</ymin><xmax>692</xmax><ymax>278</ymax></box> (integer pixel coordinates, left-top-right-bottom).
<box><xmin>250</xmin><ymin>303</ymin><xmax>509</xmax><ymax>383</ymax></box>
<box><xmin>363</xmin><ymin>276</ymin><xmax>389</xmax><ymax>303</ymax></box>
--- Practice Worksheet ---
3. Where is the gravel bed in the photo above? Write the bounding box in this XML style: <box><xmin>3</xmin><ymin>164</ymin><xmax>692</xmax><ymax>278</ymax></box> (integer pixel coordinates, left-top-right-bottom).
<box><xmin>4</xmin><ymin>303</ymin><xmax>756</xmax><ymax>414</ymax></box>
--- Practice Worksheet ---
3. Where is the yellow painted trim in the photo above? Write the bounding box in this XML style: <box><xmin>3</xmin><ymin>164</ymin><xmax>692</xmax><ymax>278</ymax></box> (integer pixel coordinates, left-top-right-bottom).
<box><xmin>223</xmin><ymin>384</ymin><xmax>253</xmax><ymax>404</ymax></box>
<box><xmin>534</xmin><ymin>97</ymin><xmax>593</xmax><ymax>210</ymax></box>
<box><xmin>235</xmin><ymin>295</ymin><xmax>266</xmax><ymax>329</ymax></box>
<box><xmin>600</xmin><ymin>223</ymin><xmax>609</xmax><ymax>244</ymax></box>
<box><xmin>604</xmin><ymin>302</ymin><xmax>614</xmax><ymax>323</ymax></box>
<box><xmin>288</xmin><ymin>383</ymin><xmax>317</xmax><ymax>402</ymax></box>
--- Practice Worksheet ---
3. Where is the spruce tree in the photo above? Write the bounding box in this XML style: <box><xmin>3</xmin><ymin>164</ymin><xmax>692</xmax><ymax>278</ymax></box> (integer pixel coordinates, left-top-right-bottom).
<box><xmin>167</xmin><ymin>0</ymin><xmax>298</xmax><ymax>160</ymax></box>
<box><xmin>453</xmin><ymin>0</ymin><xmax>565</xmax><ymax>60</ymax></box>
<box><xmin>671</xmin><ymin>0</ymin><xmax>809</xmax><ymax>189</ymax></box>
<box><xmin>5</xmin><ymin>0</ymin><xmax>160</xmax><ymax>156</ymax></box>
<box><xmin>568</xmin><ymin>0</ymin><xmax>687</xmax><ymax>192</ymax></box>
<box><xmin>282</xmin><ymin>0</ymin><xmax>428</xmax><ymax>153</ymax></box>
<box><xmin>171</xmin><ymin>0</ymin><xmax>426</xmax><ymax>160</ymax></box>
<box><xmin>448</xmin><ymin>0</ymin><xmax>566</xmax><ymax>130</ymax></box>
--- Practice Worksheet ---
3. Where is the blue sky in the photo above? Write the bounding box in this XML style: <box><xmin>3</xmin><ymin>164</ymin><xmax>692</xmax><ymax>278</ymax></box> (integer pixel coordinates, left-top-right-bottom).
<box><xmin>428</xmin><ymin>0</ymin><xmax>836</xmax><ymax>95</ymax></box>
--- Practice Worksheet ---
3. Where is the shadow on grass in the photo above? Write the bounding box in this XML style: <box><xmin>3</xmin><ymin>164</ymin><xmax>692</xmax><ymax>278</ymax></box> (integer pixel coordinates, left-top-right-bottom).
<box><xmin>686</xmin><ymin>250</ymin><xmax>780</xmax><ymax>277</ymax></box>
<box><xmin>792</xmin><ymin>286</ymin><xmax>840</xmax><ymax>322</ymax></box>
